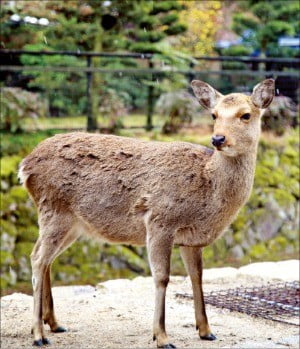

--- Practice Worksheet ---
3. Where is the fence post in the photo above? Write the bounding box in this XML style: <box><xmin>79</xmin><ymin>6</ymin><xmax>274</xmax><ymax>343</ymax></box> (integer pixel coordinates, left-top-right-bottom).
<box><xmin>86</xmin><ymin>56</ymin><xmax>97</xmax><ymax>132</ymax></box>
<box><xmin>86</xmin><ymin>56</ymin><xmax>92</xmax><ymax>131</ymax></box>
<box><xmin>188</xmin><ymin>61</ymin><xmax>195</xmax><ymax>82</ymax></box>
<box><xmin>146</xmin><ymin>59</ymin><xmax>154</xmax><ymax>131</ymax></box>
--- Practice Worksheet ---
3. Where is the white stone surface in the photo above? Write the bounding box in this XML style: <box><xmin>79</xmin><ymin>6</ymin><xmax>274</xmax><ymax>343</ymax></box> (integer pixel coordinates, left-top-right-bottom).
<box><xmin>237</xmin><ymin>260</ymin><xmax>299</xmax><ymax>281</ymax></box>
<box><xmin>202</xmin><ymin>266</ymin><xmax>238</xmax><ymax>282</ymax></box>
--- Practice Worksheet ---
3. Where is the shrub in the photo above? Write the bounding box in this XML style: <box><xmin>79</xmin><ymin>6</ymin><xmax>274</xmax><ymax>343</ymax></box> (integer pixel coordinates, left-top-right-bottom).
<box><xmin>0</xmin><ymin>87</ymin><xmax>47</xmax><ymax>133</ymax></box>
<box><xmin>99</xmin><ymin>89</ymin><xmax>126</xmax><ymax>131</ymax></box>
<box><xmin>262</xmin><ymin>96</ymin><xmax>298</xmax><ymax>135</ymax></box>
<box><xmin>155</xmin><ymin>90</ymin><xmax>200</xmax><ymax>134</ymax></box>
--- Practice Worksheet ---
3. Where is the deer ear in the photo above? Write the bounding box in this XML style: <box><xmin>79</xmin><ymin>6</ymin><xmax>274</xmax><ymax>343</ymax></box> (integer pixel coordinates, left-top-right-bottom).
<box><xmin>251</xmin><ymin>79</ymin><xmax>275</xmax><ymax>109</ymax></box>
<box><xmin>191</xmin><ymin>80</ymin><xmax>223</xmax><ymax>109</ymax></box>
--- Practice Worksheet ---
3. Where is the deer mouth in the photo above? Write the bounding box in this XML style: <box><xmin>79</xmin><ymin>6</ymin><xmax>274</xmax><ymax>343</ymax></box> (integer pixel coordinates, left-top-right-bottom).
<box><xmin>216</xmin><ymin>144</ymin><xmax>229</xmax><ymax>151</ymax></box>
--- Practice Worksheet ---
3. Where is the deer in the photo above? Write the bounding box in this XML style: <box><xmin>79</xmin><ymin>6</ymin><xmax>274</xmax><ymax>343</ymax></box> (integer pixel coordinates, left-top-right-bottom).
<box><xmin>19</xmin><ymin>79</ymin><xmax>274</xmax><ymax>348</ymax></box>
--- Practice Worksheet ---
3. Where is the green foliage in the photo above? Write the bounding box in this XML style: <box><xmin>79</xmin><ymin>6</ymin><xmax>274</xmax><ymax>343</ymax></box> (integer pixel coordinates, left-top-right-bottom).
<box><xmin>161</xmin><ymin>13</ymin><xmax>179</xmax><ymax>26</ymax></box>
<box><xmin>222</xmin><ymin>46</ymin><xmax>252</xmax><ymax>57</ymax></box>
<box><xmin>150</xmin><ymin>1</ymin><xmax>184</xmax><ymax>15</ymax></box>
<box><xmin>230</xmin><ymin>1</ymin><xmax>299</xmax><ymax>56</ymax></box>
<box><xmin>252</xmin><ymin>3</ymin><xmax>276</xmax><ymax>23</ymax></box>
<box><xmin>258</xmin><ymin>21</ymin><xmax>294</xmax><ymax>45</ymax></box>
<box><xmin>1</xmin><ymin>0</ymin><xmax>188</xmax><ymax>121</ymax></box>
<box><xmin>21</xmin><ymin>43</ymin><xmax>86</xmax><ymax>116</ymax></box>
<box><xmin>129</xmin><ymin>42</ymin><xmax>162</xmax><ymax>54</ymax></box>
<box><xmin>0</xmin><ymin>88</ymin><xmax>47</xmax><ymax>133</ymax></box>
<box><xmin>0</xmin><ymin>155</ymin><xmax>22</xmax><ymax>178</ymax></box>
<box><xmin>232</xmin><ymin>14</ymin><xmax>259</xmax><ymax>34</ymax></box>
<box><xmin>221</xmin><ymin>46</ymin><xmax>252</xmax><ymax>70</ymax></box>
<box><xmin>0</xmin><ymin>130</ymin><xmax>60</xmax><ymax>157</ymax></box>
<box><xmin>164</xmin><ymin>23</ymin><xmax>187</xmax><ymax>36</ymax></box>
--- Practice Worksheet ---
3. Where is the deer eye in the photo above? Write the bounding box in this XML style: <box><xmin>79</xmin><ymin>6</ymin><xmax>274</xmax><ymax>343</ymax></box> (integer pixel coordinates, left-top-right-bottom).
<box><xmin>211</xmin><ymin>113</ymin><xmax>217</xmax><ymax>120</ymax></box>
<box><xmin>241</xmin><ymin>113</ymin><xmax>251</xmax><ymax>120</ymax></box>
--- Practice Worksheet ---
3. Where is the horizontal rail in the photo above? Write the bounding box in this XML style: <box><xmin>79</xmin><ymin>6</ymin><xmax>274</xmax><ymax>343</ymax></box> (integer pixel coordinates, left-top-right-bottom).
<box><xmin>0</xmin><ymin>49</ymin><xmax>152</xmax><ymax>59</ymax></box>
<box><xmin>0</xmin><ymin>65</ymin><xmax>298</xmax><ymax>77</ymax></box>
<box><xmin>0</xmin><ymin>49</ymin><xmax>299</xmax><ymax>64</ymax></box>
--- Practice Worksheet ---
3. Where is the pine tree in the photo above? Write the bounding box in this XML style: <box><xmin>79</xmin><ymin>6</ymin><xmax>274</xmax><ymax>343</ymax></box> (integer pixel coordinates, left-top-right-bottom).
<box><xmin>231</xmin><ymin>0</ymin><xmax>299</xmax><ymax>57</ymax></box>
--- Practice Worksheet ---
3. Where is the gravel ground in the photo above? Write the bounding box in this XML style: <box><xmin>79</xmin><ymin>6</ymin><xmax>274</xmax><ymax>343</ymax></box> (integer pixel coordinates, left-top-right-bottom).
<box><xmin>1</xmin><ymin>260</ymin><xmax>299</xmax><ymax>349</ymax></box>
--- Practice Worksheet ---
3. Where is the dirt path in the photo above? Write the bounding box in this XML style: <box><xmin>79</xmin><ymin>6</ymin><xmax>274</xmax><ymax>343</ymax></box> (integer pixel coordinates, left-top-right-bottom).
<box><xmin>1</xmin><ymin>261</ymin><xmax>299</xmax><ymax>349</ymax></box>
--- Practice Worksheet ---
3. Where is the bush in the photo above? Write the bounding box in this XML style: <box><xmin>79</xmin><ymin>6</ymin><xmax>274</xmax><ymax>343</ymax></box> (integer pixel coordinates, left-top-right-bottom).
<box><xmin>99</xmin><ymin>89</ymin><xmax>127</xmax><ymax>130</ymax></box>
<box><xmin>0</xmin><ymin>88</ymin><xmax>47</xmax><ymax>133</ymax></box>
<box><xmin>155</xmin><ymin>90</ymin><xmax>200</xmax><ymax>134</ymax></box>
<box><xmin>262</xmin><ymin>96</ymin><xmax>298</xmax><ymax>135</ymax></box>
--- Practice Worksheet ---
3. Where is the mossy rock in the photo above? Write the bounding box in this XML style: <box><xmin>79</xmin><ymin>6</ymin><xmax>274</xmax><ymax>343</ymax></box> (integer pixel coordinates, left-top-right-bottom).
<box><xmin>283</xmin><ymin>145</ymin><xmax>298</xmax><ymax>159</ymax></box>
<box><xmin>14</xmin><ymin>241</ymin><xmax>34</xmax><ymax>280</ymax></box>
<box><xmin>0</xmin><ymin>276</ymin><xmax>8</xmax><ymax>290</ymax></box>
<box><xmin>260</xmin><ymin>149</ymin><xmax>279</xmax><ymax>168</ymax></box>
<box><xmin>80</xmin><ymin>263</ymin><xmax>102</xmax><ymax>282</ymax></box>
<box><xmin>202</xmin><ymin>246</ymin><xmax>214</xmax><ymax>261</ymax></box>
<box><xmin>17</xmin><ymin>225</ymin><xmax>39</xmax><ymax>242</ymax></box>
<box><xmin>233</xmin><ymin>231</ymin><xmax>244</xmax><ymax>244</ymax></box>
<box><xmin>267</xmin><ymin>236</ymin><xmax>289</xmax><ymax>254</ymax></box>
<box><xmin>249</xmin><ymin>243</ymin><xmax>268</xmax><ymax>259</ymax></box>
<box><xmin>171</xmin><ymin>247</ymin><xmax>185</xmax><ymax>275</ymax></box>
<box><xmin>0</xmin><ymin>250</ymin><xmax>14</xmax><ymax>266</ymax></box>
<box><xmin>14</xmin><ymin>241</ymin><xmax>34</xmax><ymax>257</ymax></box>
<box><xmin>231</xmin><ymin>206</ymin><xmax>248</xmax><ymax>232</ymax></box>
<box><xmin>1</xmin><ymin>219</ymin><xmax>18</xmax><ymax>237</ymax></box>
<box><xmin>264</xmin><ymin>188</ymin><xmax>295</xmax><ymax>206</ymax></box>
<box><xmin>282</xmin><ymin>229</ymin><xmax>298</xmax><ymax>242</ymax></box>
<box><xmin>1</xmin><ymin>232</ymin><xmax>16</xmax><ymax>254</ymax></box>
<box><xmin>0</xmin><ymin>192</ymin><xmax>15</xmax><ymax>213</ymax></box>
<box><xmin>0</xmin><ymin>155</ymin><xmax>22</xmax><ymax>179</ymax></box>
<box><xmin>59</xmin><ymin>239</ymin><xmax>102</xmax><ymax>265</ymax></box>
<box><xmin>55</xmin><ymin>265</ymin><xmax>82</xmax><ymax>283</ymax></box>
<box><xmin>248</xmin><ymin>189</ymin><xmax>268</xmax><ymax>208</ymax></box>
<box><xmin>9</xmin><ymin>186</ymin><xmax>28</xmax><ymax>201</ymax></box>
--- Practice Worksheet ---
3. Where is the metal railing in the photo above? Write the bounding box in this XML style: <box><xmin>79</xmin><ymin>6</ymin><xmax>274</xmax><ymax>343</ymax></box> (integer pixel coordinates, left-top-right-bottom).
<box><xmin>1</xmin><ymin>49</ymin><xmax>299</xmax><ymax>131</ymax></box>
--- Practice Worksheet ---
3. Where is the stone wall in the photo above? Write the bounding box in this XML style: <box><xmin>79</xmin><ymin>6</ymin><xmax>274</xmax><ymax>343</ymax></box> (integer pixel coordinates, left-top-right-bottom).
<box><xmin>1</xmin><ymin>130</ymin><xmax>299</xmax><ymax>293</ymax></box>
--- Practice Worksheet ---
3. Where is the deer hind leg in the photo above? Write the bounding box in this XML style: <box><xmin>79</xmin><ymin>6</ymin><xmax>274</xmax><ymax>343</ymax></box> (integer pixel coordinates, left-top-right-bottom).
<box><xmin>31</xmin><ymin>215</ymin><xmax>79</xmax><ymax>346</ymax></box>
<box><xmin>42</xmin><ymin>265</ymin><xmax>59</xmax><ymax>331</ymax></box>
<box><xmin>146</xmin><ymin>221</ymin><xmax>175</xmax><ymax>348</ymax></box>
<box><xmin>180</xmin><ymin>246</ymin><xmax>216</xmax><ymax>341</ymax></box>
<box><xmin>42</xmin><ymin>230</ymin><xmax>79</xmax><ymax>334</ymax></box>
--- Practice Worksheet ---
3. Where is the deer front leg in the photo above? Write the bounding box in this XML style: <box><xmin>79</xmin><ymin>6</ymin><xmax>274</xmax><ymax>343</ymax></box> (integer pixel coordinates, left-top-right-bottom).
<box><xmin>180</xmin><ymin>246</ymin><xmax>216</xmax><ymax>341</ymax></box>
<box><xmin>146</xmin><ymin>225</ymin><xmax>175</xmax><ymax>349</ymax></box>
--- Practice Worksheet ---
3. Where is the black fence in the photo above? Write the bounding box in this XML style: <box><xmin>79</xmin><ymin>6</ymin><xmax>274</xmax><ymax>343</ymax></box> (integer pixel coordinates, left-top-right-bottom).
<box><xmin>1</xmin><ymin>49</ymin><xmax>299</xmax><ymax>131</ymax></box>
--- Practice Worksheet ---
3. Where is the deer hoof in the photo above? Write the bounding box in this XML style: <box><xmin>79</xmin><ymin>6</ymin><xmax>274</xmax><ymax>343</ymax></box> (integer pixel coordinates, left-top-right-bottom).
<box><xmin>52</xmin><ymin>326</ymin><xmax>67</xmax><ymax>333</ymax></box>
<box><xmin>200</xmin><ymin>333</ymin><xmax>216</xmax><ymax>341</ymax></box>
<box><xmin>33</xmin><ymin>338</ymin><xmax>50</xmax><ymax>346</ymax></box>
<box><xmin>162</xmin><ymin>344</ymin><xmax>176</xmax><ymax>348</ymax></box>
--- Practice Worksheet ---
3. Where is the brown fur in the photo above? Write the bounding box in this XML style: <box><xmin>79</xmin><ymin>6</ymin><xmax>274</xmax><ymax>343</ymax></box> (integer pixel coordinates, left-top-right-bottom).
<box><xmin>20</xmin><ymin>79</ymin><xmax>274</xmax><ymax>348</ymax></box>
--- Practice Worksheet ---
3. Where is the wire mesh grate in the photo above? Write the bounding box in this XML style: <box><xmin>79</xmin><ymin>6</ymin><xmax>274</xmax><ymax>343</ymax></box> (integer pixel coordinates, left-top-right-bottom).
<box><xmin>176</xmin><ymin>281</ymin><xmax>300</xmax><ymax>326</ymax></box>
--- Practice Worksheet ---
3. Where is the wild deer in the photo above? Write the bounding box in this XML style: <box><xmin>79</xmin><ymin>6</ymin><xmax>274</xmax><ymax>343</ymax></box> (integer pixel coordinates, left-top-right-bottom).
<box><xmin>19</xmin><ymin>79</ymin><xmax>274</xmax><ymax>348</ymax></box>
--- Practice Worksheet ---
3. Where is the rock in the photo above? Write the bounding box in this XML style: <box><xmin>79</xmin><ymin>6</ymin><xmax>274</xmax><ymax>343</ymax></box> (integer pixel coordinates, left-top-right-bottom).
<box><xmin>202</xmin><ymin>267</ymin><xmax>238</xmax><ymax>282</ymax></box>
<box><xmin>254</xmin><ymin>197</ymin><xmax>288</xmax><ymax>241</ymax></box>
<box><xmin>237</xmin><ymin>260</ymin><xmax>299</xmax><ymax>281</ymax></box>
<box><xmin>1</xmin><ymin>292</ymin><xmax>32</xmax><ymax>302</ymax></box>
<box><xmin>230</xmin><ymin>245</ymin><xmax>244</xmax><ymax>259</ymax></box>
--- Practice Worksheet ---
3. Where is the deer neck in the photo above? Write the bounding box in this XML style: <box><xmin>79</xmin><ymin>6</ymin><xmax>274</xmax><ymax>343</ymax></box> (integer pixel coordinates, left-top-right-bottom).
<box><xmin>209</xmin><ymin>147</ymin><xmax>258</xmax><ymax>205</ymax></box>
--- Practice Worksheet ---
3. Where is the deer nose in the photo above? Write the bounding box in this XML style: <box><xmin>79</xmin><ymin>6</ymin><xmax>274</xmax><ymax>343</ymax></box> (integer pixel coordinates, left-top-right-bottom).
<box><xmin>212</xmin><ymin>135</ymin><xmax>226</xmax><ymax>147</ymax></box>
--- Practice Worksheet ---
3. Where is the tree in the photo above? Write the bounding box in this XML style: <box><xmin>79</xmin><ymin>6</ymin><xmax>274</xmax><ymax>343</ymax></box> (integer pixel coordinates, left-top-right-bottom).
<box><xmin>175</xmin><ymin>0</ymin><xmax>221</xmax><ymax>56</ymax></box>
<box><xmin>1</xmin><ymin>0</ymin><xmax>189</xmax><ymax>126</ymax></box>
<box><xmin>231</xmin><ymin>0</ymin><xmax>299</xmax><ymax>57</ymax></box>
